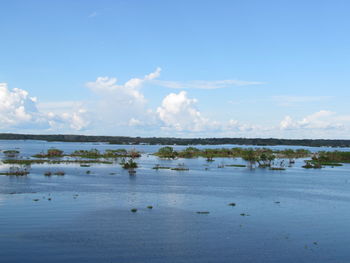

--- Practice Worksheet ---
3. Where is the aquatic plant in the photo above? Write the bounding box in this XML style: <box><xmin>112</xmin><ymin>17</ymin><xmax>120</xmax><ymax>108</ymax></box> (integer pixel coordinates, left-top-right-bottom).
<box><xmin>0</xmin><ymin>166</ymin><xmax>29</xmax><ymax>176</ymax></box>
<box><xmin>2</xmin><ymin>159</ymin><xmax>112</xmax><ymax>165</ymax></box>
<box><xmin>155</xmin><ymin>146</ymin><xmax>177</xmax><ymax>159</ymax></box>
<box><xmin>302</xmin><ymin>161</ymin><xmax>322</xmax><ymax>169</ymax></box>
<box><xmin>152</xmin><ymin>164</ymin><xmax>171</xmax><ymax>170</ymax></box>
<box><xmin>120</xmin><ymin>158</ymin><xmax>138</xmax><ymax>169</ymax></box>
<box><xmin>70</xmin><ymin>149</ymin><xmax>101</xmax><ymax>158</ymax></box>
<box><xmin>312</xmin><ymin>151</ymin><xmax>350</xmax><ymax>163</ymax></box>
<box><xmin>69</xmin><ymin>148</ymin><xmax>141</xmax><ymax>159</ymax></box>
<box><xmin>225</xmin><ymin>164</ymin><xmax>246</xmax><ymax>167</ymax></box>
<box><xmin>53</xmin><ymin>171</ymin><xmax>65</xmax><ymax>176</ymax></box>
<box><xmin>206</xmin><ymin>156</ymin><xmax>214</xmax><ymax>162</ymax></box>
<box><xmin>3</xmin><ymin>150</ymin><xmax>20</xmax><ymax>158</ymax></box>
<box><xmin>33</xmin><ymin>148</ymin><xmax>63</xmax><ymax>158</ymax></box>
<box><xmin>170</xmin><ymin>163</ymin><xmax>189</xmax><ymax>171</ymax></box>
<box><xmin>269</xmin><ymin>167</ymin><xmax>286</xmax><ymax>171</ymax></box>
<box><xmin>170</xmin><ymin>167</ymin><xmax>189</xmax><ymax>171</ymax></box>
<box><xmin>44</xmin><ymin>171</ymin><xmax>65</xmax><ymax>176</ymax></box>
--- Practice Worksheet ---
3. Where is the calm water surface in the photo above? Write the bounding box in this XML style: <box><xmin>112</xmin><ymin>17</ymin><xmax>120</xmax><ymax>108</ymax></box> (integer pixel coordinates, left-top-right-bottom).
<box><xmin>1</xmin><ymin>140</ymin><xmax>350</xmax><ymax>262</ymax></box>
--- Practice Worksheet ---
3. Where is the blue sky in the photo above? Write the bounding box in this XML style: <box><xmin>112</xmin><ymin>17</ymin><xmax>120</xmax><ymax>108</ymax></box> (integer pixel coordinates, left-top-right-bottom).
<box><xmin>1</xmin><ymin>0</ymin><xmax>350</xmax><ymax>138</ymax></box>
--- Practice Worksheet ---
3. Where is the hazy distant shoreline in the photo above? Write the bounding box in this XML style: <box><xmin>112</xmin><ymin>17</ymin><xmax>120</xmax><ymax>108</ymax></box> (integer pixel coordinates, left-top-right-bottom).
<box><xmin>0</xmin><ymin>133</ymin><xmax>349</xmax><ymax>147</ymax></box>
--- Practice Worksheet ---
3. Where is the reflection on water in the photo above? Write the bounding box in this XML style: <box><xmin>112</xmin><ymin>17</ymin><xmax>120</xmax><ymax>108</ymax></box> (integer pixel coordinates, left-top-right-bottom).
<box><xmin>0</xmin><ymin>141</ymin><xmax>350</xmax><ymax>262</ymax></box>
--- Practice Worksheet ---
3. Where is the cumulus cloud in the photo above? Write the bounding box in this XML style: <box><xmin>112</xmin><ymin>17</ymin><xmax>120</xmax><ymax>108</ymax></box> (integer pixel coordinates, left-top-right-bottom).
<box><xmin>86</xmin><ymin>67</ymin><xmax>161</xmax><ymax>104</ymax></box>
<box><xmin>0</xmin><ymin>83</ymin><xmax>89</xmax><ymax>132</ymax></box>
<box><xmin>128</xmin><ymin>118</ymin><xmax>143</xmax><ymax>127</ymax></box>
<box><xmin>157</xmin><ymin>91</ymin><xmax>214</xmax><ymax>131</ymax></box>
<box><xmin>83</xmin><ymin>68</ymin><xmax>162</xmax><ymax>132</ymax></box>
<box><xmin>280</xmin><ymin>110</ymin><xmax>346</xmax><ymax>130</ymax></box>
<box><xmin>226</xmin><ymin>119</ymin><xmax>259</xmax><ymax>132</ymax></box>
<box><xmin>0</xmin><ymin>83</ymin><xmax>42</xmax><ymax>128</ymax></box>
<box><xmin>3</xmin><ymin>68</ymin><xmax>350</xmax><ymax>139</ymax></box>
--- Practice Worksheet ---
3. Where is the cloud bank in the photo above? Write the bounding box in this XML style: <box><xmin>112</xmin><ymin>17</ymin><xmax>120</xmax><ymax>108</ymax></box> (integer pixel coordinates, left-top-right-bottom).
<box><xmin>1</xmin><ymin>69</ymin><xmax>349</xmax><ymax>138</ymax></box>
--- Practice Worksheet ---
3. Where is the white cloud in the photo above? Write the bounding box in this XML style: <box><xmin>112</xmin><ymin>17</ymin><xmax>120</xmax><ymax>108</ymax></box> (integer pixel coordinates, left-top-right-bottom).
<box><xmin>152</xmin><ymin>79</ymin><xmax>262</xmax><ymax>90</ymax></box>
<box><xmin>157</xmin><ymin>91</ymin><xmax>213</xmax><ymax>131</ymax></box>
<box><xmin>226</xmin><ymin>119</ymin><xmax>259</xmax><ymax>132</ymax></box>
<box><xmin>280</xmin><ymin>110</ymin><xmax>347</xmax><ymax>131</ymax></box>
<box><xmin>3</xmin><ymin>68</ymin><xmax>350</xmax><ymax>139</ymax></box>
<box><xmin>83</xmin><ymin>68</ymin><xmax>162</xmax><ymax>132</ymax></box>
<box><xmin>128</xmin><ymin>118</ymin><xmax>143</xmax><ymax>126</ymax></box>
<box><xmin>0</xmin><ymin>83</ymin><xmax>89</xmax><ymax>131</ymax></box>
<box><xmin>86</xmin><ymin>67</ymin><xmax>161</xmax><ymax>104</ymax></box>
<box><xmin>0</xmin><ymin>83</ymin><xmax>41</xmax><ymax>128</ymax></box>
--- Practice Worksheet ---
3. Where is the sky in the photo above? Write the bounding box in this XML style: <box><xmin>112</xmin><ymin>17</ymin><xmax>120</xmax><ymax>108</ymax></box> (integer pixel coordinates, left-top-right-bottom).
<box><xmin>1</xmin><ymin>0</ymin><xmax>350</xmax><ymax>139</ymax></box>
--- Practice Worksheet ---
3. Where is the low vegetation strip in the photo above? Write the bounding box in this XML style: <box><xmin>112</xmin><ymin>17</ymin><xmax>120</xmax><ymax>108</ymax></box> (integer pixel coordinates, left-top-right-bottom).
<box><xmin>2</xmin><ymin>159</ymin><xmax>113</xmax><ymax>165</ymax></box>
<box><xmin>154</xmin><ymin>146</ymin><xmax>310</xmax><ymax>159</ymax></box>
<box><xmin>32</xmin><ymin>148</ymin><xmax>141</xmax><ymax>159</ymax></box>
<box><xmin>1</xmin><ymin>133</ymin><xmax>350</xmax><ymax>147</ymax></box>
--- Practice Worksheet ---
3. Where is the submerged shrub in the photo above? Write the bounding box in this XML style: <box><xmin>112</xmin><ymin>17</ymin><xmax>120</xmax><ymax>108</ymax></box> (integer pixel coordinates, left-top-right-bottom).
<box><xmin>3</xmin><ymin>150</ymin><xmax>20</xmax><ymax>158</ymax></box>
<box><xmin>120</xmin><ymin>158</ymin><xmax>138</xmax><ymax>169</ymax></box>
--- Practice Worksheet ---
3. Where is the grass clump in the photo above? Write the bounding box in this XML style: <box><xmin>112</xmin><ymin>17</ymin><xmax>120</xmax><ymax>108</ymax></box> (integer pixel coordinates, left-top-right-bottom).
<box><xmin>269</xmin><ymin>167</ymin><xmax>286</xmax><ymax>170</ymax></box>
<box><xmin>2</xmin><ymin>159</ymin><xmax>112</xmax><ymax>165</ymax></box>
<box><xmin>53</xmin><ymin>171</ymin><xmax>65</xmax><ymax>176</ymax></box>
<box><xmin>70</xmin><ymin>148</ymin><xmax>141</xmax><ymax>159</ymax></box>
<box><xmin>152</xmin><ymin>164</ymin><xmax>171</xmax><ymax>170</ymax></box>
<box><xmin>302</xmin><ymin>161</ymin><xmax>322</xmax><ymax>169</ymax></box>
<box><xmin>0</xmin><ymin>166</ymin><xmax>29</xmax><ymax>176</ymax></box>
<box><xmin>131</xmin><ymin>208</ymin><xmax>138</xmax><ymax>213</ymax></box>
<box><xmin>171</xmin><ymin>167</ymin><xmax>189</xmax><ymax>171</ymax></box>
<box><xmin>33</xmin><ymin>148</ymin><xmax>63</xmax><ymax>158</ymax></box>
<box><xmin>225</xmin><ymin>164</ymin><xmax>246</xmax><ymax>167</ymax></box>
<box><xmin>0</xmin><ymin>171</ymin><xmax>29</xmax><ymax>176</ymax></box>
<box><xmin>3</xmin><ymin>150</ymin><xmax>20</xmax><ymax>158</ymax></box>
<box><xmin>120</xmin><ymin>158</ymin><xmax>138</xmax><ymax>169</ymax></box>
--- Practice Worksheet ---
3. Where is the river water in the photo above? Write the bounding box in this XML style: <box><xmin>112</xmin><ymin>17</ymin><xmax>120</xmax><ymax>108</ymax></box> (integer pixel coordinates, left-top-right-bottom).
<box><xmin>0</xmin><ymin>140</ymin><xmax>350</xmax><ymax>263</ymax></box>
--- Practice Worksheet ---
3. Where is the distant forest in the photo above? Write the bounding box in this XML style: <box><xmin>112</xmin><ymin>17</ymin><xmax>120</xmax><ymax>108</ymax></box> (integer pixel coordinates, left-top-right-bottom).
<box><xmin>0</xmin><ymin>133</ymin><xmax>350</xmax><ymax>147</ymax></box>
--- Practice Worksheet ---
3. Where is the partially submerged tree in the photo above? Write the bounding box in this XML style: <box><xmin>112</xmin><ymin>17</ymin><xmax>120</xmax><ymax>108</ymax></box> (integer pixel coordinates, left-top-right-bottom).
<box><xmin>156</xmin><ymin>146</ymin><xmax>177</xmax><ymax>158</ymax></box>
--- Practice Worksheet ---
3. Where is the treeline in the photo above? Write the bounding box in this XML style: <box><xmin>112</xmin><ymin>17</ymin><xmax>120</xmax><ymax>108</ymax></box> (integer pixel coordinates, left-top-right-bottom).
<box><xmin>0</xmin><ymin>133</ymin><xmax>350</xmax><ymax>147</ymax></box>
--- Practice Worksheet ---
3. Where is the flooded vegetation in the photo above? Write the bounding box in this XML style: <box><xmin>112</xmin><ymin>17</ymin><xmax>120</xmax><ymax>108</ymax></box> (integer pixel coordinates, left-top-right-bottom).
<box><xmin>1</xmin><ymin>140</ymin><xmax>350</xmax><ymax>262</ymax></box>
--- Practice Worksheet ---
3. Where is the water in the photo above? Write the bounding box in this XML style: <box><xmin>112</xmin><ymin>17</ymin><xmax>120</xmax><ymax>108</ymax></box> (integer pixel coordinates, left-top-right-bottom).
<box><xmin>1</xmin><ymin>140</ymin><xmax>350</xmax><ymax>262</ymax></box>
